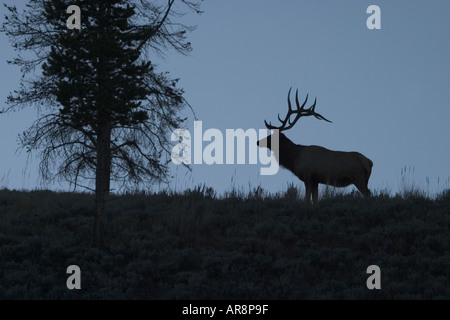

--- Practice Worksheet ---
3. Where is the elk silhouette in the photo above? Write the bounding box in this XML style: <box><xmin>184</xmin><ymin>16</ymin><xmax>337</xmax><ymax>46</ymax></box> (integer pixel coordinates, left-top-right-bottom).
<box><xmin>257</xmin><ymin>88</ymin><xmax>373</xmax><ymax>204</ymax></box>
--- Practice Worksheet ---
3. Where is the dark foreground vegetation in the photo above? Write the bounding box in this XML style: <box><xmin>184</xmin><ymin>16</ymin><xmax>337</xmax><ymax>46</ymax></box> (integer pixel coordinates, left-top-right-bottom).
<box><xmin>1</xmin><ymin>187</ymin><xmax>449</xmax><ymax>299</ymax></box>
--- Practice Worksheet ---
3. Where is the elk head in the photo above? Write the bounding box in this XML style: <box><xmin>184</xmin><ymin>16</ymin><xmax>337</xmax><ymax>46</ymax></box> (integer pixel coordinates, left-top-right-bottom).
<box><xmin>257</xmin><ymin>88</ymin><xmax>332</xmax><ymax>151</ymax></box>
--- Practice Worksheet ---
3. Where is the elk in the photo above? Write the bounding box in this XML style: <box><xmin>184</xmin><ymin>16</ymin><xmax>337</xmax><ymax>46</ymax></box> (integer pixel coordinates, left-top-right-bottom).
<box><xmin>257</xmin><ymin>88</ymin><xmax>373</xmax><ymax>204</ymax></box>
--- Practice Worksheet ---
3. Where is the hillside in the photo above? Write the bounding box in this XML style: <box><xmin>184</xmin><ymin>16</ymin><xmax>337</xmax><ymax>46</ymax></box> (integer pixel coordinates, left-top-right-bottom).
<box><xmin>1</xmin><ymin>188</ymin><xmax>449</xmax><ymax>299</ymax></box>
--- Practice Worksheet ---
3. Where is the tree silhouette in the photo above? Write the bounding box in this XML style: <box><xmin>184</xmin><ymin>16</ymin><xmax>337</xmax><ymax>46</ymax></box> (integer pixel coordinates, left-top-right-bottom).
<box><xmin>1</xmin><ymin>0</ymin><xmax>201</xmax><ymax>247</ymax></box>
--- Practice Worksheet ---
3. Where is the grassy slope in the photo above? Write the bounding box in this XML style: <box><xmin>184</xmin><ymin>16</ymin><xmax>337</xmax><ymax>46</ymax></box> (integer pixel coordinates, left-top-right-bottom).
<box><xmin>0</xmin><ymin>188</ymin><xmax>449</xmax><ymax>299</ymax></box>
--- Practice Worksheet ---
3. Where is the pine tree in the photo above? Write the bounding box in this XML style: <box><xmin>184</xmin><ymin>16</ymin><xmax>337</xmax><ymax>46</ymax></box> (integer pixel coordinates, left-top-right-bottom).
<box><xmin>2</xmin><ymin>0</ymin><xmax>201</xmax><ymax>247</ymax></box>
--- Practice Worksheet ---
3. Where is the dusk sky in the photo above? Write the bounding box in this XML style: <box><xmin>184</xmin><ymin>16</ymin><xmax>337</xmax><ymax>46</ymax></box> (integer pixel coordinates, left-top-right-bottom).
<box><xmin>1</xmin><ymin>0</ymin><xmax>450</xmax><ymax>197</ymax></box>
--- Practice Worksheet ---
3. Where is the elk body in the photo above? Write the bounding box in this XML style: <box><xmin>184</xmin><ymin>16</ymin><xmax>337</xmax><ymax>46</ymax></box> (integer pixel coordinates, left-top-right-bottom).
<box><xmin>257</xmin><ymin>89</ymin><xmax>373</xmax><ymax>204</ymax></box>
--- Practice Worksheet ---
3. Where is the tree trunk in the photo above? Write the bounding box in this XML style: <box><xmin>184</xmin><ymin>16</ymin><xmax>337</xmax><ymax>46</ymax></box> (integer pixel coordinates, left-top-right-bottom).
<box><xmin>94</xmin><ymin>120</ymin><xmax>111</xmax><ymax>248</ymax></box>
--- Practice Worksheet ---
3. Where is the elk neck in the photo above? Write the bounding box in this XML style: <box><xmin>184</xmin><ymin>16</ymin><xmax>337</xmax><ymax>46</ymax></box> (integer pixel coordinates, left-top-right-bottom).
<box><xmin>276</xmin><ymin>133</ymin><xmax>303</xmax><ymax>171</ymax></box>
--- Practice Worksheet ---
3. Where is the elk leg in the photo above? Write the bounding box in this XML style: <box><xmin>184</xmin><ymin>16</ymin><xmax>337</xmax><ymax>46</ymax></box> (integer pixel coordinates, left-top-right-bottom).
<box><xmin>355</xmin><ymin>181</ymin><xmax>371</xmax><ymax>197</ymax></box>
<box><xmin>311</xmin><ymin>182</ymin><xmax>319</xmax><ymax>204</ymax></box>
<box><xmin>304</xmin><ymin>182</ymin><xmax>312</xmax><ymax>204</ymax></box>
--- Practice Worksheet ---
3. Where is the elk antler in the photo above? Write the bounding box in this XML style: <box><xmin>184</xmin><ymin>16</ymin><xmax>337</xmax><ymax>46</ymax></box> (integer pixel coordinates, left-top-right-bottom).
<box><xmin>264</xmin><ymin>88</ymin><xmax>332</xmax><ymax>131</ymax></box>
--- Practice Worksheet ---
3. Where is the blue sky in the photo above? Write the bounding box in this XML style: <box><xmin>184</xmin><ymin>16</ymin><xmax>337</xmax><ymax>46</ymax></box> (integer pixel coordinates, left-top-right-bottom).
<box><xmin>1</xmin><ymin>0</ymin><xmax>450</xmax><ymax>197</ymax></box>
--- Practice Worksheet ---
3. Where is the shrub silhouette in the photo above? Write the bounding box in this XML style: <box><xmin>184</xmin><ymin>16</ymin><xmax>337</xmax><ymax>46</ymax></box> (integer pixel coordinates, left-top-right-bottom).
<box><xmin>0</xmin><ymin>188</ymin><xmax>449</xmax><ymax>299</ymax></box>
